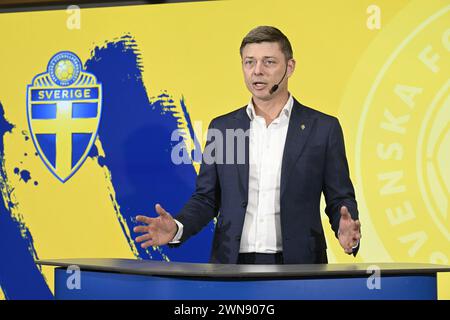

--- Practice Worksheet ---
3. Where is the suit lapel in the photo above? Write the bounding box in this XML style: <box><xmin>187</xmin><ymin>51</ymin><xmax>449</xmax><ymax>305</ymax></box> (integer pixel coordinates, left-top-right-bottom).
<box><xmin>280</xmin><ymin>99</ymin><xmax>315</xmax><ymax>199</ymax></box>
<box><xmin>233</xmin><ymin>107</ymin><xmax>250</xmax><ymax>201</ymax></box>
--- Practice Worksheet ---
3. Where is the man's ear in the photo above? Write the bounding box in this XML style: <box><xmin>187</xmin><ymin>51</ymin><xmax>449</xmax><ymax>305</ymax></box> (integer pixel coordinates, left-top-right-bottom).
<box><xmin>287</xmin><ymin>58</ymin><xmax>296</xmax><ymax>77</ymax></box>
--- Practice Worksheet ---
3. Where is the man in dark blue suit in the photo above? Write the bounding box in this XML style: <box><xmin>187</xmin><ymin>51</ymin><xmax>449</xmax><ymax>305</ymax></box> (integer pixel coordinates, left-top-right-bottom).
<box><xmin>134</xmin><ymin>26</ymin><xmax>361</xmax><ymax>264</ymax></box>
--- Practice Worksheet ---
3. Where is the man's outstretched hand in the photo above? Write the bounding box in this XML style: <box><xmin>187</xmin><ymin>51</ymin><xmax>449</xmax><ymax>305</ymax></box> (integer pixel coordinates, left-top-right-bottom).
<box><xmin>134</xmin><ymin>204</ymin><xmax>178</xmax><ymax>249</ymax></box>
<box><xmin>338</xmin><ymin>206</ymin><xmax>361</xmax><ymax>254</ymax></box>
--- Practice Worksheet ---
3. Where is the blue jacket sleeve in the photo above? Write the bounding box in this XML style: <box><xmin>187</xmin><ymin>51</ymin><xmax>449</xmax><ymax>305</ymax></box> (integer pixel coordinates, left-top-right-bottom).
<box><xmin>323</xmin><ymin>117</ymin><xmax>359</xmax><ymax>238</ymax></box>
<box><xmin>175</xmin><ymin>119</ymin><xmax>221</xmax><ymax>243</ymax></box>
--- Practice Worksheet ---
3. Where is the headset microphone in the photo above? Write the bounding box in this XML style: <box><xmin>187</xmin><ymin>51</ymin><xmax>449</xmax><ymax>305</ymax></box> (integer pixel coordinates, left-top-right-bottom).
<box><xmin>269</xmin><ymin>64</ymin><xmax>288</xmax><ymax>95</ymax></box>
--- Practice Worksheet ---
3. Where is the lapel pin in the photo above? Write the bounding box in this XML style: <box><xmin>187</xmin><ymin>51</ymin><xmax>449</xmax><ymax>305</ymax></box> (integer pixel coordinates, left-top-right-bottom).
<box><xmin>301</xmin><ymin>124</ymin><xmax>305</xmax><ymax>130</ymax></box>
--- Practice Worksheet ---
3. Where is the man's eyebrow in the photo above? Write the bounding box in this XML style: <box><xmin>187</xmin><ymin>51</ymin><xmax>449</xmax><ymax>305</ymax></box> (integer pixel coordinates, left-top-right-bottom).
<box><xmin>243</xmin><ymin>56</ymin><xmax>277</xmax><ymax>59</ymax></box>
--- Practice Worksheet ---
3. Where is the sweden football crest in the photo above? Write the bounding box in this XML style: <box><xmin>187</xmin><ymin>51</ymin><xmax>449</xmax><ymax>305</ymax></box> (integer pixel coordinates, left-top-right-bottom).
<box><xmin>27</xmin><ymin>51</ymin><xmax>102</xmax><ymax>182</ymax></box>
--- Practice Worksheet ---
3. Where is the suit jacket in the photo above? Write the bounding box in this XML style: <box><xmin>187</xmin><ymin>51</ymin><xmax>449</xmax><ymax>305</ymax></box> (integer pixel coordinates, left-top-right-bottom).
<box><xmin>175</xmin><ymin>98</ymin><xmax>359</xmax><ymax>264</ymax></box>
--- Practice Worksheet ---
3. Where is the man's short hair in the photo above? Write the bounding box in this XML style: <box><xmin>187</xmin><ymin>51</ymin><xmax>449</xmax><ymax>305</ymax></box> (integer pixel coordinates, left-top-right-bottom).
<box><xmin>240</xmin><ymin>26</ymin><xmax>293</xmax><ymax>61</ymax></box>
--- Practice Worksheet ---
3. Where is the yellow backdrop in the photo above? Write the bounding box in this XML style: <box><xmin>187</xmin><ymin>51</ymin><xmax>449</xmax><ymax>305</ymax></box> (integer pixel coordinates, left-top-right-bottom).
<box><xmin>0</xmin><ymin>0</ymin><xmax>448</xmax><ymax>299</ymax></box>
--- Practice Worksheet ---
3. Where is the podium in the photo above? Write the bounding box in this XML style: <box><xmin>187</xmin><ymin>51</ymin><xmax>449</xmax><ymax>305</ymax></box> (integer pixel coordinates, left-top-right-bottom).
<box><xmin>36</xmin><ymin>259</ymin><xmax>450</xmax><ymax>300</ymax></box>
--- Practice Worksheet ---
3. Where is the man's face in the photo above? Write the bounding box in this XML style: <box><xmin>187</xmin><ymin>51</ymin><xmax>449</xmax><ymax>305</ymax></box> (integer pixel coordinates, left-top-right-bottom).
<box><xmin>241</xmin><ymin>41</ymin><xmax>294</xmax><ymax>101</ymax></box>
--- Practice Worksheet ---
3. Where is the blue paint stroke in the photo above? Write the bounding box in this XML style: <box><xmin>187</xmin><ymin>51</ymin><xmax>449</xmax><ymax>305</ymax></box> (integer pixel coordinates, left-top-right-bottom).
<box><xmin>20</xmin><ymin>170</ymin><xmax>31</xmax><ymax>183</ymax></box>
<box><xmin>180</xmin><ymin>96</ymin><xmax>202</xmax><ymax>163</ymax></box>
<box><xmin>85</xmin><ymin>35</ymin><xmax>213</xmax><ymax>262</ymax></box>
<box><xmin>13</xmin><ymin>167</ymin><xmax>32</xmax><ymax>183</ymax></box>
<box><xmin>0</xmin><ymin>102</ymin><xmax>53</xmax><ymax>299</ymax></box>
<box><xmin>21</xmin><ymin>130</ymin><xmax>29</xmax><ymax>141</ymax></box>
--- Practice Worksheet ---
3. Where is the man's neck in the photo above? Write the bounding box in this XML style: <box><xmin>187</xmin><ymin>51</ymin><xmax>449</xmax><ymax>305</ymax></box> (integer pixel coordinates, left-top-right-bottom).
<box><xmin>252</xmin><ymin>91</ymin><xmax>290</xmax><ymax>126</ymax></box>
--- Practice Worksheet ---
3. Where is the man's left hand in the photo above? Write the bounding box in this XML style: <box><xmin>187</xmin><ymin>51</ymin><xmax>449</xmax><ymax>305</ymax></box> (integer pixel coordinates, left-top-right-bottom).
<box><xmin>338</xmin><ymin>206</ymin><xmax>361</xmax><ymax>254</ymax></box>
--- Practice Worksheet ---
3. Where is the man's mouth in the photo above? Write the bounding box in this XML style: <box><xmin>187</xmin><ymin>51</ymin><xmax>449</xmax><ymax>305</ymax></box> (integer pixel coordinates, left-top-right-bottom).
<box><xmin>252</xmin><ymin>81</ymin><xmax>267</xmax><ymax>90</ymax></box>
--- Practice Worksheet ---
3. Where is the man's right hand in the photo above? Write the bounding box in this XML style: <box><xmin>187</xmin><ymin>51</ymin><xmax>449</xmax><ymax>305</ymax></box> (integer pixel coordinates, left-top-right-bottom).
<box><xmin>134</xmin><ymin>204</ymin><xmax>178</xmax><ymax>248</ymax></box>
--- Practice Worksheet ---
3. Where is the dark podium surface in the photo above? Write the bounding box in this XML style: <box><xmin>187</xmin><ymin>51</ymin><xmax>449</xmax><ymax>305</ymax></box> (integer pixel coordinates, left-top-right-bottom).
<box><xmin>36</xmin><ymin>258</ymin><xmax>450</xmax><ymax>300</ymax></box>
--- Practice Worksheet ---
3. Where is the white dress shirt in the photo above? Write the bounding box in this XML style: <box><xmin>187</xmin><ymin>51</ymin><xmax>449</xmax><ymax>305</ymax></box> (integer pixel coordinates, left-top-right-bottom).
<box><xmin>171</xmin><ymin>95</ymin><xmax>294</xmax><ymax>254</ymax></box>
<box><xmin>239</xmin><ymin>95</ymin><xmax>293</xmax><ymax>253</ymax></box>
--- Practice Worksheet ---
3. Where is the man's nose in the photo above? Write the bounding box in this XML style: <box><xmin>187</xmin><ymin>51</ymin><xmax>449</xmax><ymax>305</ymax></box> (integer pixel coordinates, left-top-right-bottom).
<box><xmin>253</xmin><ymin>61</ymin><xmax>264</xmax><ymax>75</ymax></box>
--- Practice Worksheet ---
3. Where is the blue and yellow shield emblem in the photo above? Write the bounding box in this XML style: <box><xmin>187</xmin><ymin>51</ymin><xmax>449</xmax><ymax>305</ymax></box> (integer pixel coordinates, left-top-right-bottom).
<box><xmin>26</xmin><ymin>51</ymin><xmax>102</xmax><ymax>182</ymax></box>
